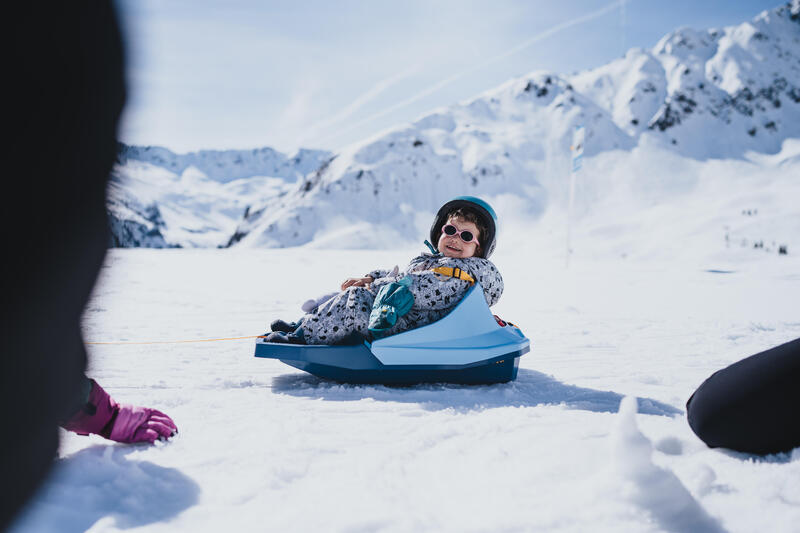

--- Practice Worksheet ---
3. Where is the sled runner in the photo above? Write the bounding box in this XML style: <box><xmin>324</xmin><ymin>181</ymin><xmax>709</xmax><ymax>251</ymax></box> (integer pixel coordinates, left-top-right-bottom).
<box><xmin>254</xmin><ymin>283</ymin><xmax>530</xmax><ymax>385</ymax></box>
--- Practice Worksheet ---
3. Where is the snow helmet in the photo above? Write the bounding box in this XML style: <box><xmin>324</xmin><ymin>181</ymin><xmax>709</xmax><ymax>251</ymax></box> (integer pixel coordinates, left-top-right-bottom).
<box><xmin>429</xmin><ymin>196</ymin><xmax>497</xmax><ymax>259</ymax></box>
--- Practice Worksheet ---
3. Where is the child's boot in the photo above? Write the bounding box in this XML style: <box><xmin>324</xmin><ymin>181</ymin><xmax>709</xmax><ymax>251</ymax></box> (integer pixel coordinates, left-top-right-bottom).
<box><xmin>265</xmin><ymin>328</ymin><xmax>305</xmax><ymax>344</ymax></box>
<box><xmin>270</xmin><ymin>319</ymin><xmax>300</xmax><ymax>333</ymax></box>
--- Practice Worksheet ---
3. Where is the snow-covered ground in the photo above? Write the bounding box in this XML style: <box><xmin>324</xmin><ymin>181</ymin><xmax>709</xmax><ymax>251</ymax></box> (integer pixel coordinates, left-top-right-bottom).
<box><xmin>11</xmin><ymin>144</ymin><xmax>800</xmax><ymax>531</ymax></box>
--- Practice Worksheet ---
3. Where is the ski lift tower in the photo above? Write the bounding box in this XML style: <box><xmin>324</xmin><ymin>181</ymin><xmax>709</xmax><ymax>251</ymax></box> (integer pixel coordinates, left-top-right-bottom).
<box><xmin>566</xmin><ymin>125</ymin><xmax>584</xmax><ymax>268</ymax></box>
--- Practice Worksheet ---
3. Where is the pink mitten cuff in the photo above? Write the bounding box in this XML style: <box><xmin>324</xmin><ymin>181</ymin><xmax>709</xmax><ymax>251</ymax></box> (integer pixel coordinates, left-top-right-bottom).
<box><xmin>61</xmin><ymin>380</ymin><xmax>177</xmax><ymax>444</ymax></box>
<box><xmin>61</xmin><ymin>379</ymin><xmax>118</xmax><ymax>436</ymax></box>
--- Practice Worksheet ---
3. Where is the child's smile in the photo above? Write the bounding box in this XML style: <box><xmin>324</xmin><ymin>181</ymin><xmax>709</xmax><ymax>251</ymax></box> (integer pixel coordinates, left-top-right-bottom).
<box><xmin>437</xmin><ymin>217</ymin><xmax>480</xmax><ymax>258</ymax></box>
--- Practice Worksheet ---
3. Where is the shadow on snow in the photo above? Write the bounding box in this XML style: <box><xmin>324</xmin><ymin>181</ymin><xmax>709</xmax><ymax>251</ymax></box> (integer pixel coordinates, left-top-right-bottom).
<box><xmin>271</xmin><ymin>368</ymin><xmax>682</xmax><ymax>417</ymax></box>
<box><xmin>11</xmin><ymin>445</ymin><xmax>200</xmax><ymax>533</ymax></box>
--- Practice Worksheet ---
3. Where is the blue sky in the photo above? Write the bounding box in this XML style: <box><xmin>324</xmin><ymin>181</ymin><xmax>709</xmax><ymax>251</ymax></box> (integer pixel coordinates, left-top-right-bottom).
<box><xmin>116</xmin><ymin>0</ymin><xmax>783</xmax><ymax>154</ymax></box>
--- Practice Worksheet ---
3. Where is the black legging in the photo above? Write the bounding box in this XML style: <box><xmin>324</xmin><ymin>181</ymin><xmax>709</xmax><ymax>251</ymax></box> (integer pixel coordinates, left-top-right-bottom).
<box><xmin>686</xmin><ymin>337</ymin><xmax>800</xmax><ymax>455</ymax></box>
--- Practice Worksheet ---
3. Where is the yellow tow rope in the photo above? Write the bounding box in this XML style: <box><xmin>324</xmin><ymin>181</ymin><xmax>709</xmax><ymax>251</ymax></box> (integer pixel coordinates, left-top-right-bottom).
<box><xmin>90</xmin><ymin>269</ymin><xmax>473</xmax><ymax>345</ymax></box>
<box><xmin>86</xmin><ymin>335</ymin><xmax>266</xmax><ymax>345</ymax></box>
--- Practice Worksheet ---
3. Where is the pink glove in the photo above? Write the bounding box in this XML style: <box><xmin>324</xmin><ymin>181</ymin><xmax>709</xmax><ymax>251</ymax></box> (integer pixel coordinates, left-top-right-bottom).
<box><xmin>61</xmin><ymin>380</ymin><xmax>177</xmax><ymax>443</ymax></box>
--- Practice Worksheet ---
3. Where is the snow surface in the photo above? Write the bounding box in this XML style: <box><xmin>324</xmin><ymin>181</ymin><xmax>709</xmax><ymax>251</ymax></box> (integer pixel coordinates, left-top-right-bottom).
<box><xmin>10</xmin><ymin>136</ymin><xmax>800</xmax><ymax>531</ymax></box>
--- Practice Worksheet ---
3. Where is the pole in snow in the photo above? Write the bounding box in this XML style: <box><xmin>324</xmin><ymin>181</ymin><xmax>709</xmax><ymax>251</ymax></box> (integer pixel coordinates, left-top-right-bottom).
<box><xmin>566</xmin><ymin>125</ymin><xmax>584</xmax><ymax>268</ymax></box>
<box><xmin>619</xmin><ymin>0</ymin><xmax>627</xmax><ymax>55</ymax></box>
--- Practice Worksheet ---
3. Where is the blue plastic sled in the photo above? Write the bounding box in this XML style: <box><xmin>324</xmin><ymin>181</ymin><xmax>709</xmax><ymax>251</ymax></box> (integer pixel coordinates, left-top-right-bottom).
<box><xmin>254</xmin><ymin>283</ymin><xmax>530</xmax><ymax>385</ymax></box>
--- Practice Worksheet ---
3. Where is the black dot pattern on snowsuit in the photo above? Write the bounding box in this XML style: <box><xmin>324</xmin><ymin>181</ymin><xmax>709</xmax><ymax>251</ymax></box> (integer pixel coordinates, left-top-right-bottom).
<box><xmin>300</xmin><ymin>252</ymin><xmax>504</xmax><ymax>345</ymax></box>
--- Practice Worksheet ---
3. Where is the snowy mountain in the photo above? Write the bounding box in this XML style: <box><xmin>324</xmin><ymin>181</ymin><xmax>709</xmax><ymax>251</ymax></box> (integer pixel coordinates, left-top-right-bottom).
<box><xmin>108</xmin><ymin>144</ymin><xmax>332</xmax><ymax>247</ymax></box>
<box><xmin>229</xmin><ymin>2</ymin><xmax>799</xmax><ymax>250</ymax></box>
<box><xmin>116</xmin><ymin>143</ymin><xmax>331</xmax><ymax>184</ymax></box>
<box><xmin>571</xmin><ymin>1</ymin><xmax>800</xmax><ymax>158</ymax></box>
<box><xmin>108</xmin><ymin>3</ymin><xmax>799</xmax><ymax>252</ymax></box>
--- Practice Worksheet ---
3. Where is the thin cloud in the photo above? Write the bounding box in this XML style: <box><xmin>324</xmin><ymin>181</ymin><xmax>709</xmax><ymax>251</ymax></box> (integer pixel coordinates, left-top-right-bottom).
<box><xmin>274</xmin><ymin>80</ymin><xmax>321</xmax><ymax>141</ymax></box>
<box><xmin>299</xmin><ymin>65</ymin><xmax>419</xmax><ymax>145</ymax></box>
<box><xmin>312</xmin><ymin>0</ymin><xmax>629</xmax><ymax>147</ymax></box>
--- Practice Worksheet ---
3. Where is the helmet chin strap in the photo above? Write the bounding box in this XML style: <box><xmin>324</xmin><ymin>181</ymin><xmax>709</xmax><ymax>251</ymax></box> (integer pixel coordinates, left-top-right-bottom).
<box><xmin>423</xmin><ymin>239</ymin><xmax>440</xmax><ymax>255</ymax></box>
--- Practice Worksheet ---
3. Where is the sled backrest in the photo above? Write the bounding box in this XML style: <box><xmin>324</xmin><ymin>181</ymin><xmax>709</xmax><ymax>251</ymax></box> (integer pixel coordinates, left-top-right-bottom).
<box><xmin>371</xmin><ymin>283</ymin><xmax>528</xmax><ymax>366</ymax></box>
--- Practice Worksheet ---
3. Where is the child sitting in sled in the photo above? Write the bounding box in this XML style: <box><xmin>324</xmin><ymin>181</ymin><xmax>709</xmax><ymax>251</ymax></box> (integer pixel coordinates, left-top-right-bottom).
<box><xmin>265</xmin><ymin>196</ymin><xmax>504</xmax><ymax>345</ymax></box>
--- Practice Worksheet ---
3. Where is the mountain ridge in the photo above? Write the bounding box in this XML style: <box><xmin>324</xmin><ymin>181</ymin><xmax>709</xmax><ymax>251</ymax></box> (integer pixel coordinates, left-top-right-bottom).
<box><xmin>109</xmin><ymin>2</ymin><xmax>800</xmax><ymax>249</ymax></box>
<box><xmin>116</xmin><ymin>142</ymin><xmax>332</xmax><ymax>183</ymax></box>
<box><xmin>228</xmin><ymin>2</ymin><xmax>799</xmax><ymax>249</ymax></box>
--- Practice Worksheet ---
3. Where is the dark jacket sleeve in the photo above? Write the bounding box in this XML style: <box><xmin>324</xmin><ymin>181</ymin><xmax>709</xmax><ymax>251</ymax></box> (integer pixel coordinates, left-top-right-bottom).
<box><xmin>59</xmin><ymin>374</ymin><xmax>94</xmax><ymax>425</ymax></box>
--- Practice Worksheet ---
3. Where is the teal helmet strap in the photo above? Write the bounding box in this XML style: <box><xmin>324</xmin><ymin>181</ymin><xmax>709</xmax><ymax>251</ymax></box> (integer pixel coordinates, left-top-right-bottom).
<box><xmin>423</xmin><ymin>239</ymin><xmax>440</xmax><ymax>255</ymax></box>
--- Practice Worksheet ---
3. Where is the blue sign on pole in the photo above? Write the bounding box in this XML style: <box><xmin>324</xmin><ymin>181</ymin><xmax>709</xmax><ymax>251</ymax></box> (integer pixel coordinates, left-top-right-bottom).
<box><xmin>571</xmin><ymin>125</ymin><xmax>584</xmax><ymax>172</ymax></box>
<box><xmin>566</xmin><ymin>125</ymin><xmax>584</xmax><ymax>268</ymax></box>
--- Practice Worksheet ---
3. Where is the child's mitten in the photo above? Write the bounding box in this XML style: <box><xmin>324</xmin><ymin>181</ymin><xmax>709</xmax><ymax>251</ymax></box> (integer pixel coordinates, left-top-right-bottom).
<box><xmin>61</xmin><ymin>380</ymin><xmax>177</xmax><ymax>443</ymax></box>
<box><xmin>368</xmin><ymin>276</ymin><xmax>414</xmax><ymax>339</ymax></box>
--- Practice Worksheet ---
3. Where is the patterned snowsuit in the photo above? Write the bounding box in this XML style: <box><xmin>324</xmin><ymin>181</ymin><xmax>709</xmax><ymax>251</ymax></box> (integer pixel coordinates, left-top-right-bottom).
<box><xmin>300</xmin><ymin>252</ymin><xmax>504</xmax><ymax>345</ymax></box>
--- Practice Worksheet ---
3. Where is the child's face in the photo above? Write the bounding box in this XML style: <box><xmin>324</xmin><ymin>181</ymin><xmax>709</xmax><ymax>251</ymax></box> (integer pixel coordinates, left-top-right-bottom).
<box><xmin>437</xmin><ymin>217</ymin><xmax>480</xmax><ymax>258</ymax></box>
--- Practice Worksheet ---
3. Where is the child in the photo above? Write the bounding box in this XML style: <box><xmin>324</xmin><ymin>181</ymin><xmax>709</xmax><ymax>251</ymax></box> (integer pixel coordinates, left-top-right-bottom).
<box><xmin>267</xmin><ymin>196</ymin><xmax>503</xmax><ymax>345</ymax></box>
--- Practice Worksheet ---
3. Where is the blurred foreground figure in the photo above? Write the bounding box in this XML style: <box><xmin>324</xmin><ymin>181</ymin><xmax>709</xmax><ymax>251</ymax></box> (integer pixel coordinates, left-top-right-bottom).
<box><xmin>687</xmin><ymin>337</ymin><xmax>800</xmax><ymax>455</ymax></box>
<box><xmin>3</xmin><ymin>3</ymin><xmax>175</xmax><ymax>528</ymax></box>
